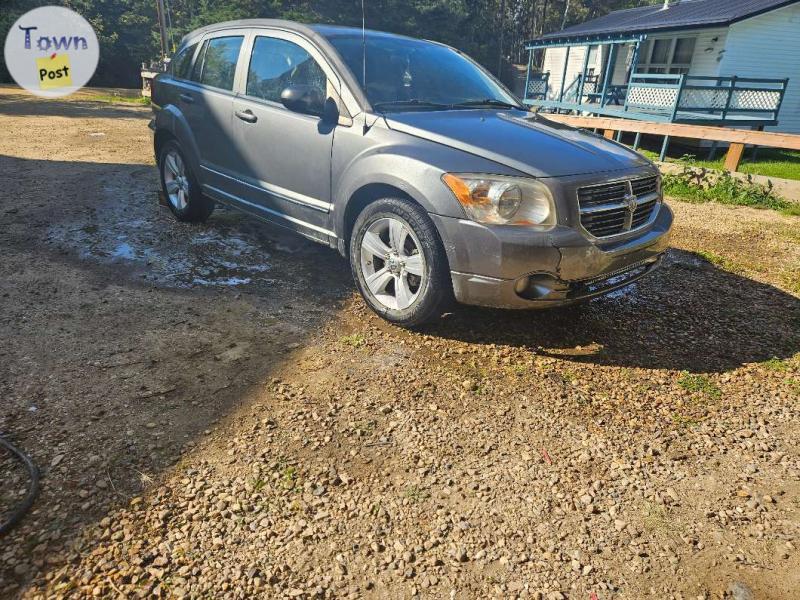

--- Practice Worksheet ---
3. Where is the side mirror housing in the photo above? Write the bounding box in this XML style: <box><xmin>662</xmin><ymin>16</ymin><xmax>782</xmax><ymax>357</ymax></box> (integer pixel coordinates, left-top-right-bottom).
<box><xmin>322</xmin><ymin>97</ymin><xmax>340</xmax><ymax>124</ymax></box>
<box><xmin>280</xmin><ymin>84</ymin><xmax>324</xmax><ymax>116</ymax></box>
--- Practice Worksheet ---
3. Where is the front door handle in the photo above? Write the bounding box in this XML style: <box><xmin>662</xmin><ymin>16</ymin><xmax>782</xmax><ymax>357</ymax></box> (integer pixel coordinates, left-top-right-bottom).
<box><xmin>235</xmin><ymin>109</ymin><xmax>258</xmax><ymax>123</ymax></box>
<box><xmin>179</xmin><ymin>93</ymin><xmax>194</xmax><ymax>104</ymax></box>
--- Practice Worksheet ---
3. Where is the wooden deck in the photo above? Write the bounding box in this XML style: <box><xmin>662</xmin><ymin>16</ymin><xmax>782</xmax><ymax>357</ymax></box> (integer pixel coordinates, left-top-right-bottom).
<box><xmin>525</xmin><ymin>74</ymin><xmax>788</xmax><ymax>127</ymax></box>
<box><xmin>541</xmin><ymin>113</ymin><xmax>800</xmax><ymax>171</ymax></box>
<box><xmin>527</xmin><ymin>99</ymin><xmax>780</xmax><ymax>127</ymax></box>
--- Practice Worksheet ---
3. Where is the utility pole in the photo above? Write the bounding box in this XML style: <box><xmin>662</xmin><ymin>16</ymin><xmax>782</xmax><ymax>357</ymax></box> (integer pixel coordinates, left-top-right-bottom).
<box><xmin>155</xmin><ymin>0</ymin><xmax>169</xmax><ymax>61</ymax></box>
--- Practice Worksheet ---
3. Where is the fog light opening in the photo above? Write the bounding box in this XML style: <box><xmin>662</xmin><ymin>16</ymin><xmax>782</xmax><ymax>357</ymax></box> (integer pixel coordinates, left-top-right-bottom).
<box><xmin>513</xmin><ymin>277</ymin><xmax>529</xmax><ymax>295</ymax></box>
<box><xmin>514</xmin><ymin>274</ymin><xmax>565</xmax><ymax>301</ymax></box>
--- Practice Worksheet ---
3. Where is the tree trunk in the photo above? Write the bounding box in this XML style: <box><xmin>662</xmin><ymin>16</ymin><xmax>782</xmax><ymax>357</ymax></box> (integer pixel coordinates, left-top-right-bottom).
<box><xmin>560</xmin><ymin>0</ymin><xmax>570</xmax><ymax>30</ymax></box>
<box><xmin>498</xmin><ymin>0</ymin><xmax>507</xmax><ymax>75</ymax></box>
<box><xmin>539</xmin><ymin>0</ymin><xmax>550</xmax><ymax>35</ymax></box>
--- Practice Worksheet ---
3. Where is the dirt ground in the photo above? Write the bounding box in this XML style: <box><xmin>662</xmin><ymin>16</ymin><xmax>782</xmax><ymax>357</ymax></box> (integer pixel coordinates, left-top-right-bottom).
<box><xmin>0</xmin><ymin>86</ymin><xmax>798</xmax><ymax>600</ymax></box>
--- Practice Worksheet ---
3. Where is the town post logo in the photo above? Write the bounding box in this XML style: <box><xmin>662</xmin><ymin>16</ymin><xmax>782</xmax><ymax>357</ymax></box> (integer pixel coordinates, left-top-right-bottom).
<box><xmin>4</xmin><ymin>6</ymin><xmax>99</xmax><ymax>98</ymax></box>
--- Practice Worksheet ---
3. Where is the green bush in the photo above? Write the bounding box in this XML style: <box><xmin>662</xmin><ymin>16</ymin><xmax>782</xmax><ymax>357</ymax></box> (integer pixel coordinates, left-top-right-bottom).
<box><xmin>662</xmin><ymin>156</ymin><xmax>800</xmax><ymax>216</ymax></box>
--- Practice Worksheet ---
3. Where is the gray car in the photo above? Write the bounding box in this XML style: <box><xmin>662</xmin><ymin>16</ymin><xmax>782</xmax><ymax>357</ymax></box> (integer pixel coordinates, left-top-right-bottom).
<box><xmin>150</xmin><ymin>20</ymin><xmax>672</xmax><ymax>326</ymax></box>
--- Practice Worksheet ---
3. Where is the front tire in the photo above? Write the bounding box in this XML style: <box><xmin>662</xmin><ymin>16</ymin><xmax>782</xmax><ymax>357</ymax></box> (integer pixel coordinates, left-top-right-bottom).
<box><xmin>158</xmin><ymin>140</ymin><xmax>214</xmax><ymax>223</ymax></box>
<box><xmin>350</xmin><ymin>198</ymin><xmax>451</xmax><ymax>327</ymax></box>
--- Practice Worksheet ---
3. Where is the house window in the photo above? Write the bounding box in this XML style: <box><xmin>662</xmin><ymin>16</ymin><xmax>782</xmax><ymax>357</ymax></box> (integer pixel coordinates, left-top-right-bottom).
<box><xmin>637</xmin><ymin>37</ymin><xmax>696</xmax><ymax>75</ymax></box>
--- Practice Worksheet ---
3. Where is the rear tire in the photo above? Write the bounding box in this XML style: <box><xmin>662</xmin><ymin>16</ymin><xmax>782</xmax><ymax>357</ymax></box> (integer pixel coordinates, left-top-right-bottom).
<box><xmin>350</xmin><ymin>197</ymin><xmax>452</xmax><ymax>327</ymax></box>
<box><xmin>158</xmin><ymin>140</ymin><xmax>214</xmax><ymax>223</ymax></box>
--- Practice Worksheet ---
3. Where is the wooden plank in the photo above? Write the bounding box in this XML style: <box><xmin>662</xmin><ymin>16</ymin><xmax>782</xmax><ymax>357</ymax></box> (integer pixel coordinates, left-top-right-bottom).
<box><xmin>603</xmin><ymin>129</ymin><xmax>615</xmax><ymax>139</ymax></box>
<box><xmin>542</xmin><ymin>113</ymin><xmax>800</xmax><ymax>151</ymax></box>
<box><xmin>724</xmin><ymin>142</ymin><xmax>745</xmax><ymax>172</ymax></box>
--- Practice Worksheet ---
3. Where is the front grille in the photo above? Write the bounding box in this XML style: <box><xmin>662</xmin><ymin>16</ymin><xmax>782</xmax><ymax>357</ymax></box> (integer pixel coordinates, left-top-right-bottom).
<box><xmin>577</xmin><ymin>182</ymin><xmax>628</xmax><ymax>208</ymax></box>
<box><xmin>631</xmin><ymin>176</ymin><xmax>658</xmax><ymax>196</ymax></box>
<box><xmin>577</xmin><ymin>175</ymin><xmax>659</xmax><ymax>238</ymax></box>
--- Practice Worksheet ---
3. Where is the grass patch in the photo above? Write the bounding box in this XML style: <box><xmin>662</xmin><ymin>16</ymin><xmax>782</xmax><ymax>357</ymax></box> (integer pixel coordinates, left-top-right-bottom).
<box><xmin>677</xmin><ymin>372</ymin><xmax>722</xmax><ymax>399</ymax></box>
<box><xmin>559</xmin><ymin>368</ymin><xmax>579</xmax><ymax>385</ymax></box>
<box><xmin>671</xmin><ymin>413</ymin><xmax>702</xmax><ymax>428</ymax></box>
<box><xmin>340</xmin><ymin>333</ymin><xmax>366</xmax><ymax>348</ymax></box>
<box><xmin>661</xmin><ymin>160</ymin><xmax>799</xmax><ymax>215</ymax></box>
<box><xmin>281</xmin><ymin>465</ymin><xmax>298</xmax><ymax>491</ymax></box>
<box><xmin>694</xmin><ymin>250</ymin><xmax>743</xmax><ymax>273</ymax></box>
<box><xmin>640</xmin><ymin>500</ymin><xmax>675</xmax><ymax>538</ymax></box>
<box><xmin>642</xmin><ymin>148</ymin><xmax>800</xmax><ymax>181</ymax></box>
<box><xmin>85</xmin><ymin>93</ymin><xmax>151</xmax><ymax>105</ymax></box>
<box><xmin>763</xmin><ymin>357</ymin><xmax>790</xmax><ymax>372</ymax></box>
<box><xmin>404</xmin><ymin>485</ymin><xmax>430</xmax><ymax>503</ymax></box>
<box><xmin>507</xmin><ymin>362</ymin><xmax>529</xmax><ymax>377</ymax></box>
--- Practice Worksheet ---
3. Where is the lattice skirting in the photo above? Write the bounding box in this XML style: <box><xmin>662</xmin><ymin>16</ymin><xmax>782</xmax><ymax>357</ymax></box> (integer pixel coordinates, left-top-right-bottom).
<box><xmin>730</xmin><ymin>89</ymin><xmax>781</xmax><ymax>111</ymax></box>
<box><xmin>626</xmin><ymin>86</ymin><xmax>677</xmax><ymax>109</ymax></box>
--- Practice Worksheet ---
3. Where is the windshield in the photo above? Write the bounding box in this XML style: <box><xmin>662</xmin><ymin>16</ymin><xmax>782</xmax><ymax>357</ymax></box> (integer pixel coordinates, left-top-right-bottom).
<box><xmin>324</xmin><ymin>33</ymin><xmax>520</xmax><ymax>112</ymax></box>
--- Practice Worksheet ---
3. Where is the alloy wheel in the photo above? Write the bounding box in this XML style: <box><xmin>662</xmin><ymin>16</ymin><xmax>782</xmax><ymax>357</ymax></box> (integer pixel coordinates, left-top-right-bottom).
<box><xmin>162</xmin><ymin>149</ymin><xmax>190</xmax><ymax>211</ymax></box>
<box><xmin>359</xmin><ymin>216</ymin><xmax>425</xmax><ymax>310</ymax></box>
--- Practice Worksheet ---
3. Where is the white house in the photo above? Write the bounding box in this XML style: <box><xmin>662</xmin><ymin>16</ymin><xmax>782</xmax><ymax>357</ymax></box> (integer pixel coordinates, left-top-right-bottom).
<box><xmin>525</xmin><ymin>0</ymin><xmax>800</xmax><ymax>133</ymax></box>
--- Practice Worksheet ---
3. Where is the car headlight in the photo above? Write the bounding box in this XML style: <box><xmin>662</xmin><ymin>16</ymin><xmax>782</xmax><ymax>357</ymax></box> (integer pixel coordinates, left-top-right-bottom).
<box><xmin>442</xmin><ymin>173</ymin><xmax>555</xmax><ymax>227</ymax></box>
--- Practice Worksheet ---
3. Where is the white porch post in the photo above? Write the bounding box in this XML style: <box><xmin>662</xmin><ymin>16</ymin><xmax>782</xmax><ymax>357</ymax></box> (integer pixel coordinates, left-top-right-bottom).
<box><xmin>577</xmin><ymin>44</ymin><xmax>592</xmax><ymax>104</ymax></box>
<box><xmin>558</xmin><ymin>46</ymin><xmax>571</xmax><ymax>102</ymax></box>
<box><xmin>599</xmin><ymin>43</ymin><xmax>617</xmax><ymax>108</ymax></box>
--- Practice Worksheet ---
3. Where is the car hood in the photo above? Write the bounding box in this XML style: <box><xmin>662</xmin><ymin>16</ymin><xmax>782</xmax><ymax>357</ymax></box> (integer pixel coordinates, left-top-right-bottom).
<box><xmin>383</xmin><ymin>109</ymin><xmax>650</xmax><ymax>178</ymax></box>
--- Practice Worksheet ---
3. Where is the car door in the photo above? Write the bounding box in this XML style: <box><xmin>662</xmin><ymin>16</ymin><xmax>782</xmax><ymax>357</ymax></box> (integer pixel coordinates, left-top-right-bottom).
<box><xmin>180</xmin><ymin>31</ymin><xmax>248</xmax><ymax>191</ymax></box>
<box><xmin>229</xmin><ymin>31</ymin><xmax>339</xmax><ymax>241</ymax></box>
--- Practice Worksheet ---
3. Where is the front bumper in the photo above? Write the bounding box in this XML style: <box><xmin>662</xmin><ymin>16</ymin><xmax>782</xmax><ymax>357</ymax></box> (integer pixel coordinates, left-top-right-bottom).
<box><xmin>431</xmin><ymin>202</ymin><xmax>673</xmax><ymax>309</ymax></box>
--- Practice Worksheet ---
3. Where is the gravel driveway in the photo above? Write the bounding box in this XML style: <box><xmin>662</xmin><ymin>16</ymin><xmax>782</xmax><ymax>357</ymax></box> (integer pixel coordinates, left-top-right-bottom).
<box><xmin>1</xmin><ymin>87</ymin><xmax>798</xmax><ymax>599</ymax></box>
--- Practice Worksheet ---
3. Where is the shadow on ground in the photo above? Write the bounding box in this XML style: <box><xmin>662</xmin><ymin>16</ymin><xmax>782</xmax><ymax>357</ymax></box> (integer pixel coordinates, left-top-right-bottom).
<box><xmin>0</xmin><ymin>153</ymin><xmax>351</xmax><ymax>592</ymax></box>
<box><xmin>430</xmin><ymin>249</ymin><xmax>799</xmax><ymax>373</ymax></box>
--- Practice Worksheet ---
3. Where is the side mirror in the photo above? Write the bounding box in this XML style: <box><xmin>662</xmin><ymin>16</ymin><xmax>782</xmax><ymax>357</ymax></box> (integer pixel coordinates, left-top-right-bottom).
<box><xmin>322</xmin><ymin>97</ymin><xmax>340</xmax><ymax>125</ymax></box>
<box><xmin>280</xmin><ymin>84</ymin><xmax>324</xmax><ymax>116</ymax></box>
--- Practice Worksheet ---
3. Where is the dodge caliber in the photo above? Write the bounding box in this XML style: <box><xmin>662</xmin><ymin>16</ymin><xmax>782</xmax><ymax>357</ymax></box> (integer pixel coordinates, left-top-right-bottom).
<box><xmin>150</xmin><ymin>20</ymin><xmax>673</xmax><ymax>326</ymax></box>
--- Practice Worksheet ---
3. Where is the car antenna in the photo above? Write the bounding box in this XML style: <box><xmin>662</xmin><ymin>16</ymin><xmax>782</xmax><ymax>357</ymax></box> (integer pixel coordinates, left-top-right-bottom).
<box><xmin>361</xmin><ymin>0</ymin><xmax>367</xmax><ymax>89</ymax></box>
<box><xmin>361</xmin><ymin>0</ymin><xmax>370</xmax><ymax>133</ymax></box>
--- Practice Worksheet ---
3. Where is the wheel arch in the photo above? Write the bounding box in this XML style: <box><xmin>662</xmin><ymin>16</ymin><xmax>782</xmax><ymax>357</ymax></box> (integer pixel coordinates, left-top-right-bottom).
<box><xmin>154</xmin><ymin>128</ymin><xmax>176</xmax><ymax>158</ymax></box>
<box><xmin>340</xmin><ymin>183</ymin><xmax>421</xmax><ymax>255</ymax></box>
<box><xmin>153</xmin><ymin>105</ymin><xmax>202</xmax><ymax>179</ymax></box>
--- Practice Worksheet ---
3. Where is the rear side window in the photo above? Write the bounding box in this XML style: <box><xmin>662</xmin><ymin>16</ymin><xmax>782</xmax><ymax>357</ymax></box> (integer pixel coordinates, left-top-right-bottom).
<box><xmin>193</xmin><ymin>36</ymin><xmax>244</xmax><ymax>91</ymax></box>
<box><xmin>246</xmin><ymin>36</ymin><xmax>327</xmax><ymax>103</ymax></box>
<box><xmin>171</xmin><ymin>42</ymin><xmax>198</xmax><ymax>80</ymax></box>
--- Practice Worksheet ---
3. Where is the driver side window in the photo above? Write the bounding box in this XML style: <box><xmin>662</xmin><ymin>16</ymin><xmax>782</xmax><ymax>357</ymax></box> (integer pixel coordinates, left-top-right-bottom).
<box><xmin>246</xmin><ymin>36</ymin><xmax>327</xmax><ymax>104</ymax></box>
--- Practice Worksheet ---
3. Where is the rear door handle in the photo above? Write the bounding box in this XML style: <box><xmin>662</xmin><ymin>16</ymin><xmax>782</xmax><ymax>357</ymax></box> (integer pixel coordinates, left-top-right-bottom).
<box><xmin>235</xmin><ymin>109</ymin><xmax>258</xmax><ymax>123</ymax></box>
<box><xmin>179</xmin><ymin>93</ymin><xmax>194</xmax><ymax>104</ymax></box>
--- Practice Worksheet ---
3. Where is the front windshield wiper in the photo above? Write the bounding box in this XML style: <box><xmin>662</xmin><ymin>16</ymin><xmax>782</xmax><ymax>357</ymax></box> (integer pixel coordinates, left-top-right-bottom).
<box><xmin>372</xmin><ymin>99</ymin><xmax>452</xmax><ymax>112</ymax></box>
<box><xmin>451</xmin><ymin>99</ymin><xmax>521</xmax><ymax>110</ymax></box>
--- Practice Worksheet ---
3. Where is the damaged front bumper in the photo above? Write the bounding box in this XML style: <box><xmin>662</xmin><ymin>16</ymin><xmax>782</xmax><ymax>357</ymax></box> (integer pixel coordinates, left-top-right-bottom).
<box><xmin>431</xmin><ymin>202</ymin><xmax>673</xmax><ymax>309</ymax></box>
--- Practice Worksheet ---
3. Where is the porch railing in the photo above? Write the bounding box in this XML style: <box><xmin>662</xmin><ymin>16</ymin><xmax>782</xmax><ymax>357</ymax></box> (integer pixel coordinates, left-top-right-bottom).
<box><xmin>525</xmin><ymin>71</ymin><xmax>549</xmax><ymax>100</ymax></box>
<box><xmin>523</xmin><ymin>72</ymin><xmax>789</xmax><ymax>123</ymax></box>
<box><xmin>624</xmin><ymin>74</ymin><xmax>788</xmax><ymax>120</ymax></box>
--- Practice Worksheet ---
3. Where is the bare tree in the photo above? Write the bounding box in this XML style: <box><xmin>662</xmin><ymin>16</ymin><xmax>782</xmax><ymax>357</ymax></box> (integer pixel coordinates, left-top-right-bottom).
<box><xmin>560</xmin><ymin>0</ymin><xmax>570</xmax><ymax>29</ymax></box>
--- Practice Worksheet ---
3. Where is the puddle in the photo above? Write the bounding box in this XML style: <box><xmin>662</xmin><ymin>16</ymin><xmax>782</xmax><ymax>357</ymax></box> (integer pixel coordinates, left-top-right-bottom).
<box><xmin>664</xmin><ymin>249</ymin><xmax>704</xmax><ymax>269</ymax></box>
<box><xmin>47</xmin><ymin>179</ymin><xmax>281</xmax><ymax>289</ymax></box>
<box><xmin>604</xmin><ymin>281</ymin><xmax>639</xmax><ymax>300</ymax></box>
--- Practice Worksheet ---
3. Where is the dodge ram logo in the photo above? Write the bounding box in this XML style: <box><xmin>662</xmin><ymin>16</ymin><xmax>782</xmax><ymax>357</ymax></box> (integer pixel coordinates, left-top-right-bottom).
<box><xmin>624</xmin><ymin>193</ymin><xmax>637</xmax><ymax>213</ymax></box>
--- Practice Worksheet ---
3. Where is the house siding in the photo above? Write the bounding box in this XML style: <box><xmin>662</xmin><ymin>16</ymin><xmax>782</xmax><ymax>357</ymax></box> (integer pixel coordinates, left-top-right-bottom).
<box><xmin>542</xmin><ymin>45</ymin><xmax>603</xmax><ymax>100</ymax></box>
<box><xmin>719</xmin><ymin>2</ymin><xmax>800</xmax><ymax>133</ymax></box>
<box><xmin>542</xmin><ymin>26</ymin><xmax>728</xmax><ymax>96</ymax></box>
<box><xmin>686</xmin><ymin>27</ymin><xmax>727</xmax><ymax>77</ymax></box>
<box><xmin>611</xmin><ymin>45</ymin><xmax>632</xmax><ymax>85</ymax></box>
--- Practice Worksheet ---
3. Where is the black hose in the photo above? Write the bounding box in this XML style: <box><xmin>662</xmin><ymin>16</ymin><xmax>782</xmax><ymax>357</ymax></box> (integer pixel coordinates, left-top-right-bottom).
<box><xmin>0</xmin><ymin>435</ymin><xmax>40</xmax><ymax>536</ymax></box>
